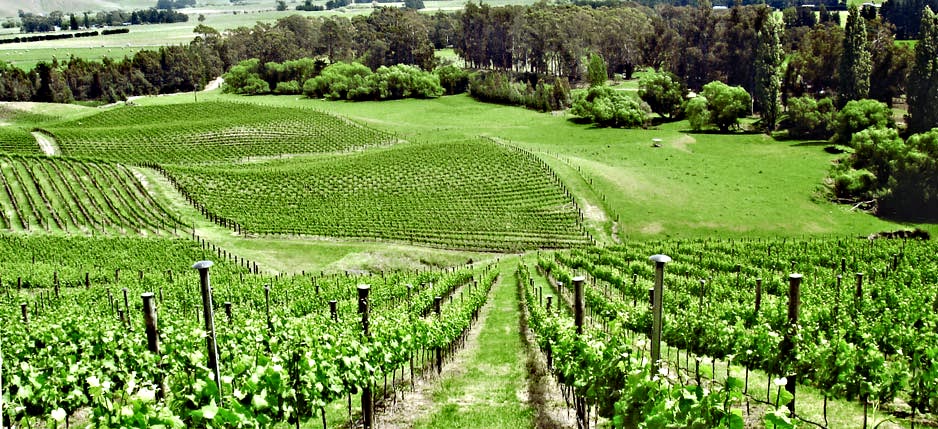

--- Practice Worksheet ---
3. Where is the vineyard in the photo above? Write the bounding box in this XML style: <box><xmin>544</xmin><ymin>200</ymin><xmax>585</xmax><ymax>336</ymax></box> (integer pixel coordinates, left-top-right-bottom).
<box><xmin>0</xmin><ymin>155</ymin><xmax>182</xmax><ymax>235</ymax></box>
<box><xmin>163</xmin><ymin>140</ymin><xmax>592</xmax><ymax>251</ymax></box>
<box><xmin>521</xmin><ymin>237</ymin><xmax>938</xmax><ymax>427</ymax></box>
<box><xmin>43</xmin><ymin>102</ymin><xmax>396</xmax><ymax>164</ymax></box>
<box><xmin>0</xmin><ymin>234</ymin><xmax>498</xmax><ymax>428</ymax></box>
<box><xmin>0</xmin><ymin>107</ymin><xmax>50</xmax><ymax>155</ymax></box>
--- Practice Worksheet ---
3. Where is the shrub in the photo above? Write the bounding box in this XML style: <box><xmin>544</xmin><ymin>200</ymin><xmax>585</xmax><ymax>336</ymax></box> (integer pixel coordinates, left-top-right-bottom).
<box><xmin>638</xmin><ymin>70</ymin><xmax>685</xmax><ymax>119</ymax></box>
<box><xmin>831</xmin><ymin>99</ymin><xmax>895</xmax><ymax>146</ymax></box>
<box><xmin>783</xmin><ymin>96</ymin><xmax>836</xmax><ymax>139</ymax></box>
<box><xmin>570</xmin><ymin>86</ymin><xmax>649</xmax><ymax>128</ymax></box>
<box><xmin>435</xmin><ymin>65</ymin><xmax>469</xmax><ymax>95</ymax></box>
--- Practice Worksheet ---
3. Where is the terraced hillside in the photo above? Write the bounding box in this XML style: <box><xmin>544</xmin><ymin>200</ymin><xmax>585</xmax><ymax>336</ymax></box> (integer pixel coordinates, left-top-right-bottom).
<box><xmin>44</xmin><ymin>101</ymin><xmax>395</xmax><ymax>163</ymax></box>
<box><xmin>0</xmin><ymin>155</ymin><xmax>182</xmax><ymax>234</ymax></box>
<box><xmin>165</xmin><ymin>140</ymin><xmax>591</xmax><ymax>251</ymax></box>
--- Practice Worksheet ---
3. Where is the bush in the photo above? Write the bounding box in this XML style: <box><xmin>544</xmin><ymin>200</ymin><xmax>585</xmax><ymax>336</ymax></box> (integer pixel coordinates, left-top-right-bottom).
<box><xmin>828</xmin><ymin>126</ymin><xmax>938</xmax><ymax>219</ymax></box>
<box><xmin>435</xmin><ymin>65</ymin><xmax>469</xmax><ymax>95</ymax></box>
<box><xmin>570</xmin><ymin>86</ymin><xmax>649</xmax><ymax>128</ymax></box>
<box><xmin>222</xmin><ymin>59</ymin><xmax>264</xmax><ymax>95</ymax></box>
<box><xmin>303</xmin><ymin>62</ymin><xmax>442</xmax><ymax>101</ymax></box>
<box><xmin>303</xmin><ymin>62</ymin><xmax>373</xmax><ymax>100</ymax></box>
<box><xmin>783</xmin><ymin>96</ymin><xmax>836</xmax><ymax>139</ymax></box>
<box><xmin>638</xmin><ymin>70</ymin><xmax>685</xmax><ymax>119</ymax></box>
<box><xmin>685</xmin><ymin>96</ymin><xmax>710</xmax><ymax>131</ymax></box>
<box><xmin>685</xmin><ymin>81</ymin><xmax>750</xmax><ymax>132</ymax></box>
<box><xmin>831</xmin><ymin>99</ymin><xmax>895</xmax><ymax>146</ymax></box>
<box><xmin>274</xmin><ymin>80</ymin><xmax>301</xmax><ymax>95</ymax></box>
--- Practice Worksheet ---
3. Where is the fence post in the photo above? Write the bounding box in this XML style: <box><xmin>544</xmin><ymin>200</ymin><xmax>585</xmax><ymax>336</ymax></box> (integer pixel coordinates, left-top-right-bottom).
<box><xmin>573</xmin><ymin>276</ymin><xmax>585</xmax><ymax>334</ymax></box>
<box><xmin>358</xmin><ymin>285</ymin><xmax>373</xmax><ymax>429</ymax></box>
<box><xmin>193</xmin><ymin>260</ymin><xmax>222</xmax><ymax>400</ymax></box>
<box><xmin>546</xmin><ymin>296</ymin><xmax>553</xmax><ymax>369</ymax></box>
<box><xmin>755</xmin><ymin>278</ymin><xmax>763</xmax><ymax>314</ymax></box>
<box><xmin>434</xmin><ymin>296</ymin><xmax>443</xmax><ymax>374</ymax></box>
<box><xmin>782</xmin><ymin>273</ymin><xmax>803</xmax><ymax>415</ymax></box>
<box><xmin>649</xmin><ymin>254</ymin><xmax>671</xmax><ymax>372</ymax></box>
<box><xmin>142</xmin><ymin>292</ymin><xmax>165</xmax><ymax>400</ymax></box>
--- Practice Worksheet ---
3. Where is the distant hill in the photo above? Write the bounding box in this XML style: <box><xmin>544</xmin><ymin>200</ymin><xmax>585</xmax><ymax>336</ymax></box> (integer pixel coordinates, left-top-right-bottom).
<box><xmin>0</xmin><ymin>0</ymin><xmax>165</xmax><ymax>18</ymax></box>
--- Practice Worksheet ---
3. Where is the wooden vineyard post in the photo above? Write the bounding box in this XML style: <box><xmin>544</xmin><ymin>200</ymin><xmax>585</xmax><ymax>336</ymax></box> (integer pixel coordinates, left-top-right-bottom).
<box><xmin>434</xmin><ymin>296</ymin><xmax>443</xmax><ymax>375</ymax></box>
<box><xmin>193</xmin><ymin>260</ymin><xmax>222</xmax><ymax>400</ymax></box>
<box><xmin>264</xmin><ymin>284</ymin><xmax>272</xmax><ymax>333</ymax></box>
<box><xmin>649</xmin><ymin>255</ymin><xmax>671</xmax><ymax>372</ymax></box>
<box><xmin>571</xmin><ymin>275</ymin><xmax>586</xmax><ymax>429</ymax></box>
<box><xmin>755</xmin><ymin>278</ymin><xmax>763</xmax><ymax>314</ymax></box>
<box><xmin>357</xmin><ymin>285</ymin><xmax>373</xmax><ymax>429</ymax></box>
<box><xmin>855</xmin><ymin>272</ymin><xmax>864</xmax><ymax>303</ymax></box>
<box><xmin>142</xmin><ymin>292</ymin><xmax>166</xmax><ymax>400</ymax></box>
<box><xmin>546</xmin><ymin>296</ymin><xmax>553</xmax><ymax>369</ymax></box>
<box><xmin>781</xmin><ymin>273</ymin><xmax>803</xmax><ymax>415</ymax></box>
<box><xmin>329</xmin><ymin>300</ymin><xmax>338</xmax><ymax>321</ymax></box>
<box><xmin>122</xmin><ymin>288</ymin><xmax>130</xmax><ymax>329</ymax></box>
<box><xmin>20</xmin><ymin>303</ymin><xmax>27</xmax><ymax>324</ymax></box>
<box><xmin>573</xmin><ymin>276</ymin><xmax>585</xmax><ymax>334</ymax></box>
<box><xmin>224</xmin><ymin>302</ymin><xmax>232</xmax><ymax>325</ymax></box>
<box><xmin>85</xmin><ymin>272</ymin><xmax>90</xmax><ymax>289</ymax></box>
<box><xmin>53</xmin><ymin>271</ymin><xmax>59</xmax><ymax>299</ymax></box>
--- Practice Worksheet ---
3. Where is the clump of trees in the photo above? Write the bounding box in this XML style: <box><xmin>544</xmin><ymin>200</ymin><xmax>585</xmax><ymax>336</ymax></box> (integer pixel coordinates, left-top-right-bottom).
<box><xmin>685</xmin><ymin>81</ymin><xmax>751</xmax><ymax>132</ymax></box>
<box><xmin>468</xmin><ymin>71</ymin><xmax>571</xmax><ymax>112</ymax></box>
<box><xmin>302</xmin><ymin>62</ymin><xmax>443</xmax><ymax>100</ymax></box>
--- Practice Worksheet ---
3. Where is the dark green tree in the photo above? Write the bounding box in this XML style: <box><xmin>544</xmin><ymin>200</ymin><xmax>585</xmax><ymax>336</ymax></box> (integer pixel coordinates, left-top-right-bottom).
<box><xmin>754</xmin><ymin>15</ymin><xmax>783</xmax><ymax>132</ymax></box>
<box><xmin>276</xmin><ymin>0</ymin><xmax>287</xmax><ymax>11</ymax></box>
<box><xmin>69</xmin><ymin>14</ymin><xmax>79</xmax><ymax>30</ymax></box>
<box><xmin>838</xmin><ymin>5</ymin><xmax>871</xmax><ymax>107</ymax></box>
<box><xmin>908</xmin><ymin>7</ymin><xmax>938</xmax><ymax>134</ymax></box>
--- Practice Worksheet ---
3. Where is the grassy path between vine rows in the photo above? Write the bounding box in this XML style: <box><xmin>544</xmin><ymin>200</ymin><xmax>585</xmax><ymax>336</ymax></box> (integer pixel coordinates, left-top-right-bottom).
<box><xmin>378</xmin><ymin>264</ymin><xmax>538</xmax><ymax>428</ymax></box>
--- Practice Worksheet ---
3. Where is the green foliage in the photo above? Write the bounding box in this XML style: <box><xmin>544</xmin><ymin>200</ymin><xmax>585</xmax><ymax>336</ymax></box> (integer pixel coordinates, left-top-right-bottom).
<box><xmin>637</xmin><ymin>69</ymin><xmax>685</xmax><ymax>120</ymax></box>
<box><xmin>685</xmin><ymin>95</ymin><xmax>711</xmax><ymax>131</ymax></box>
<box><xmin>587</xmin><ymin>53</ymin><xmax>607</xmax><ymax>88</ymax></box>
<box><xmin>166</xmin><ymin>140</ymin><xmax>589</xmax><ymax>251</ymax></box>
<box><xmin>434</xmin><ymin>64</ymin><xmax>469</xmax><ymax>95</ymax></box>
<box><xmin>783</xmin><ymin>96</ymin><xmax>836</xmax><ymax>139</ymax></box>
<box><xmin>830</xmin><ymin>126</ymin><xmax>938</xmax><ymax>219</ymax></box>
<box><xmin>47</xmin><ymin>102</ymin><xmax>392</xmax><ymax>164</ymax></box>
<box><xmin>468</xmin><ymin>72</ymin><xmax>570</xmax><ymax>112</ymax></box>
<box><xmin>222</xmin><ymin>59</ymin><xmax>263</xmax><ymax>95</ymax></box>
<box><xmin>685</xmin><ymin>82</ymin><xmax>751</xmax><ymax>132</ymax></box>
<box><xmin>908</xmin><ymin>7</ymin><xmax>938</xmax><ymax>134</ymax></box>
<box><xmin>303</xmin><ymin>62</ymin><xmax>372</xmax><ymax>100</ymax></box>
<box><xmin>303</xmin><ymin>62</ymin><xmax>442</xmax><ymax>101</ymax></box>
<box><xmin>570</xmin><ymin>86</ymin><xmax>649</xmax><ymax>128</ymax></box>
<box><xmin>831</xmin><ymin>99</ymin><xmax>895</xmax><ymax>146</ymax></box>
<box><xmin>838</xmin><ymin>5</ymin><xmax>872</xmax><ymax>107</ymax></box>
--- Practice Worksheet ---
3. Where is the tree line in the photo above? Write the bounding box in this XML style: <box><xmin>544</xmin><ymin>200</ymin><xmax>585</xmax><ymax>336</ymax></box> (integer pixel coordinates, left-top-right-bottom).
<box><xmin>17</xmin><ymin>9</ymin><xmax>187</xmax><ymax>34</ymax></box>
